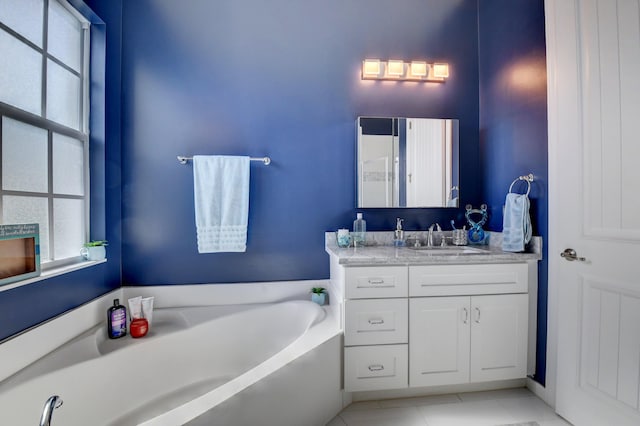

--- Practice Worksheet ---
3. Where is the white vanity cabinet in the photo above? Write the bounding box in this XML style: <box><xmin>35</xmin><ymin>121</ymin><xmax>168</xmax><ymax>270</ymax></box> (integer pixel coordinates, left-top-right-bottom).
<box><xmin>408</xmin><ymin>263</ymin><xmax>529</xmax><ymax>386</ymax></box>
<box><xmin>409</xmin><ymin>293</ymin><xmax>528</xmax><ymax>387</ymax></box>
<box><xmin>339</xmin><ymin>261</ymin><xmax>531</xmax><ymax>393</ymax></box>
<box><xmin>342</xmin><ymin>266</ymin><xmax>409</xmax><ymax>392</ymax></box>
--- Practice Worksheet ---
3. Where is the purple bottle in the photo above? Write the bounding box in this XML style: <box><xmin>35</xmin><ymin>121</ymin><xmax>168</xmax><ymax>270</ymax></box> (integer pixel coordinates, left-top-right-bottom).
<box><xmin>108</xmin><ymin>299</ymin><xmax>127</xmax><ymax>339</ymax></box>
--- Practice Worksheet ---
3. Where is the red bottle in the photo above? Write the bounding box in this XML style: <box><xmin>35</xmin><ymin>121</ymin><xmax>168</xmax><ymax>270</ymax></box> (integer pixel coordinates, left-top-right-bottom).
<box><xmin>130</xmin><ymin>318</ymin><xmax>149</xmax><ymax>338</ymax></box>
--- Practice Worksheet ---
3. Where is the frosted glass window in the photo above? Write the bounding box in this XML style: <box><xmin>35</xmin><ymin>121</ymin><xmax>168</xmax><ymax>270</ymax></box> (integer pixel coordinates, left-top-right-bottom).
<box><xmin>2</xmin><ymin>195</ymin><xmax>50</xmax><ymax>261</ymax></box>
<box><xmin>53</xmin><ymin>198</ymin><xmax>84</xmax><ymax>259</ymax></box>
<box><xmin>47</xmin><ymin>0</ymin><xmax>82</xmax><ymax>72</ymax></box>
<box><xmin>46</xmin><ymin>59</ymin><xmax>80</xmax><ymax>129</ymax></box>
<box><xmin>0</xmin><ymin>29</ymin><xmax>42</xmax><ymax>115</ymax></box>
<box><xmin>0</xmin><ymin>0</ymin><xmax>91</xmax><ymax>267</ymax></box>
<box><xmin>2</xmin><ymin>117</ymin><xmax>49</xmax><ymax>192</ymax></box>
<box><xmin>0</xmin><ymin>0</ymin><xmax>44</xmax><ymax>47</ymax></box>
<box><xmin>53</xmin><ymin>133</ymin><xmax>84</xmax><ymax>196</ymax></box>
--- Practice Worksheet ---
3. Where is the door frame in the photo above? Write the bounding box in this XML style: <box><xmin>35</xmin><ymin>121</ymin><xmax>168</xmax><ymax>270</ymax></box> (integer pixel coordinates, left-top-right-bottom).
<box><xmin>528</xmin><ymin>0</ymin><xmax>566</xmax><ymax>408</ymax></box>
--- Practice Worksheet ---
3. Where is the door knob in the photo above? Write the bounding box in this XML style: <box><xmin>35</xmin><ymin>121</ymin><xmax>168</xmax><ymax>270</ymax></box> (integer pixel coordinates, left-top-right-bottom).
<box><xmin>561</xmin><ymin>248</ymin><xmax>586</xmax><ymax>262</ymax></box>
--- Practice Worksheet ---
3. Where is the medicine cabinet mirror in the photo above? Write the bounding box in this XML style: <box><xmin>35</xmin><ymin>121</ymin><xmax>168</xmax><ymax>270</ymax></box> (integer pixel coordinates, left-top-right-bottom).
<box><xmin>357</xmin><ymin>117</ymin><xmax>460</xmax><ymax>208</ymax></box>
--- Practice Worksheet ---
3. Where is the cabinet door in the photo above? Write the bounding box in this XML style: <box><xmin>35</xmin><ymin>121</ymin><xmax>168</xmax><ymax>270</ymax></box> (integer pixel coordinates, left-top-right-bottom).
<box><xmin>409</xmin><ymin>296</ymin><xmax>470</xmax><ymax>387</ymax></box>
<box><xmin>470</xmin><ymin>294</ymin><xmax>528</xmax><ymax>382</ymax></box>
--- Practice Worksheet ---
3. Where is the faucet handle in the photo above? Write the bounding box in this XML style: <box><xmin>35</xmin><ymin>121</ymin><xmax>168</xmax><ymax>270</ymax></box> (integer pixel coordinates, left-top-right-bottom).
<box><xmin>436</xmin><ymin>223</ymin><xmax>442</xmax><ymax>232</ymax></box>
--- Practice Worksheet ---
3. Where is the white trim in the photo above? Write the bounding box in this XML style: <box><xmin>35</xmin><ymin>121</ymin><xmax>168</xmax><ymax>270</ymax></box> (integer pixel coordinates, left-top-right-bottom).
<box><xmin>0</xmin><ymin>259</ymin><xmax>107</xmax><ymax>293</ymax></box>
<box><xmin>544</xmin><ymin>0</ymin><xmax>561</xmax><ymax>410</ymax></box>
<box><xmin>57</xmin><ymin>0</ymin><xmax>91</xmax><ymax>26</ymax></box>
<box><xmin>527</xmin><ymin>377</ymin><xmax>554</xmax><ymax>407</ymax></box>
<box><xmin>122</xmin><ymin>279</ymin><xmax>332</xmax><ymax>308</ymax></box>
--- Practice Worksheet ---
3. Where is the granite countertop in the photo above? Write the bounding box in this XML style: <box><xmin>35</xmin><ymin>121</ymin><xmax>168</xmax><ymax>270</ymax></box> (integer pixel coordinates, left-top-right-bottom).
<box><xmin>325</xmin><ymin>231</ymin><xmax>542</xmax><ymax>266</ymax></box>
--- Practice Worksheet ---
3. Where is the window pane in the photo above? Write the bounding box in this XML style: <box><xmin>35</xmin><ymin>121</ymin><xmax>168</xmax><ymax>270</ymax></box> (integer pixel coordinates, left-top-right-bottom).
<box><xmin>2</xmin><ymin>195</ymin><xmax>50</xmax><ymax>261</ymax></box>
<box><xmin>46</xmin><ymin>59</ymin><xmax>80</xmax><ymax>129</ymax></box>
<box><xmin>0</xmin><ymin>0</ymin><xmax>44</xmax><ymax>47</ymax></box>
<box><xmin>47</xmin><ymin>0</ymin><xmax>82</xmax><ymax>72</ymax></box>
<box><xmin>52</xmin><ymin>133</ymin><xmax>84</xmax><ymax>196</ymax></box>
<box><xmin>2</xmin><ymin>117</ymin><xmax>48</xmax><ymax>193</ymax></box>
<box><xmin>0</xmin><ymin>29</ymin><xmax>42</xmax><ymax>115</ymax></box>
<box><xmin>53</xmin><ymin>198</ymin><xmax>83</xmax><ymax>259</ymax></box>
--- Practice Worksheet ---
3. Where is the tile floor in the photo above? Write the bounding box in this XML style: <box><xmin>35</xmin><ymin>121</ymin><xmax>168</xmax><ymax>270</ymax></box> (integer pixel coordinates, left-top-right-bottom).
<box><xmin>326</xmin><ymin>387</ymin><xmax>572</xmax><ymax>426</ymax></box>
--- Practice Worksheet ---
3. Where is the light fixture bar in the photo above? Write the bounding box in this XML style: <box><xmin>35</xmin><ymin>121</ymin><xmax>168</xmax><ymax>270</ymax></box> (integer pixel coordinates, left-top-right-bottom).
<box><xmin>361</xmin><ymin>59</ymin><xmax>449</xmax><ymax>82</ymax></box>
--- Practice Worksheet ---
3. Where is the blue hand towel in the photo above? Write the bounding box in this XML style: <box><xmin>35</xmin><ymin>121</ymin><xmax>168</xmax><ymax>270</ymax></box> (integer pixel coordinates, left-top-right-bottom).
<box><xmin>502</xmin><ymin>193</ymin><xmax>532</xmax><ymax>252</ymax></box>
<box><xmin>193</xmin><ymin>155</ymin><xmax>250</xmax><ymax>253</ymax></box>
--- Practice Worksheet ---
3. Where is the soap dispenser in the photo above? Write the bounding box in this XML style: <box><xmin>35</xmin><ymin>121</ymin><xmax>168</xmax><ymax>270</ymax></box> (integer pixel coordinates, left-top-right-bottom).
<box><xmin>394</xmin><ymin>218</ymin><xmax>405</xmax><ymax>246</ymax></box>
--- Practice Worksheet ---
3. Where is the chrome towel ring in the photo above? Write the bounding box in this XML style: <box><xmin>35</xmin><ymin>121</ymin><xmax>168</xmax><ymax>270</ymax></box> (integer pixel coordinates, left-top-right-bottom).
<box><xmin>508</xmin><ymin>173</ymin><xmax>534</xmax><ymax>196</ymax></box>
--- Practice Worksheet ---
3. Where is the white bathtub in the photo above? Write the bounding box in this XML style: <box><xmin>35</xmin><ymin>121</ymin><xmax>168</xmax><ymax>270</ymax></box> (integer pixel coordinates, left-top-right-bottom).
<box><xmin>0</xmin><ymin>296</ymin><xmax>343</xmax><ymax>426</ymax></box>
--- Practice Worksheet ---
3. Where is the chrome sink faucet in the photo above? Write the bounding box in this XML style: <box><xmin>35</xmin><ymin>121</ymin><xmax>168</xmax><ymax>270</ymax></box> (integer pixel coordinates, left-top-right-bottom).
<box><xmin>394</xmin><ymin>218</ymin><xmax>405</xmax><ymax>241</ymax></box>
<box><xmin>427</xmin><ymin>223</ymin><xmax>441</xmax><ymax>247</ymax></box>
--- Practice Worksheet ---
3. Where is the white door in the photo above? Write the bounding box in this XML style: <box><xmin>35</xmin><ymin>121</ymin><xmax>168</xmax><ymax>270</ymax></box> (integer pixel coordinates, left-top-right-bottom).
<box><xmin>469</xmin><ymin>294</ymin><xmax>528</xmax><ymax>383</ymax></box>
<box><xmin>547</xmin><ymin>0</ymin><xmax>640</xmax><ymax>424</ymax></box>
<box><xmin>406</xmin><ymin>119</ymin><xmax>445</xmax><ymax>206</ymax></box>
<box><xmin>409</xmin><ymin>297</ymin><xmax>470</xmax><ymax>387</ymax></box>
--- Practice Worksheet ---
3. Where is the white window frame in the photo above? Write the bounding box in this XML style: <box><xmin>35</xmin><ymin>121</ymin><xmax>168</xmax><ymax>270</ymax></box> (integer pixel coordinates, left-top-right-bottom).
<box><xmin>0</xmin><ymin>0</ymin><xmax>91</xmax><ymax>270</ymax></box>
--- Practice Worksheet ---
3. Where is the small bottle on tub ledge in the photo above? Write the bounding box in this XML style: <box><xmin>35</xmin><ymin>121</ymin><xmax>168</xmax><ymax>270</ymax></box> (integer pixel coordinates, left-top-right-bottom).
<box><xmin>107</xmin><ymin>299</ymin><xmax>127</xmax><ymax>339</ymax></box>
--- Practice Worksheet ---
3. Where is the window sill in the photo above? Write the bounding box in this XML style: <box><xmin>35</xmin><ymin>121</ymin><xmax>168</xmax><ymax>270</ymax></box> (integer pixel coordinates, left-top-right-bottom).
<box><xmin>0</xmin><ymin>259</ymin><xmax>107</xmax><ymax>294</ymax></box>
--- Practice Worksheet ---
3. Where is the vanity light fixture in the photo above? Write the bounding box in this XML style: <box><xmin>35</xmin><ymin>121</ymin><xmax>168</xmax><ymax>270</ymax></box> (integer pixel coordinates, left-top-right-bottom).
<box><xmin>410</xmin><ymin>61</ymin><xmax>428</xmax><ymax>78</ymax></box>
<box><xmin>362</xmin><ymin>59</ymin><xmax>382</xmax><ymax>78</ymax></box>
<box><xmin>387</xmin><ymin>60</ymin><xmax>405</xmax><ymax>77</ymax></box>
<box><xmin>432</xmin><ymin>63</ymin><xmax>450</xmax><ymax>79</ymax></box>
<box><xmin>361</xmin><ymin>59</ymin><xmax>449</xmax><ymax>82</ymax></box>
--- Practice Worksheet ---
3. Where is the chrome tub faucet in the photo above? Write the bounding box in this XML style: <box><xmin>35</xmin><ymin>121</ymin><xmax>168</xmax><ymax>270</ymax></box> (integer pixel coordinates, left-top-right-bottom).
<box><xmin>39</xmin><ymin>395</ymin><xmax>63</xmax><ymax>426</ymax></box>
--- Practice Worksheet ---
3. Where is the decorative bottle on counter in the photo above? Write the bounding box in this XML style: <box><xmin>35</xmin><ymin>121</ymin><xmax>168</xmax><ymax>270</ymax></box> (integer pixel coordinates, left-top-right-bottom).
<box><xmin>108</xmin><ymin>299</ymin><xmax>127</xmax><ymax>339</ymax></box>
<box><xmin>352</xmin><ymin>213</ymin><xmax>367</xmax><ymax>246</ymax></box>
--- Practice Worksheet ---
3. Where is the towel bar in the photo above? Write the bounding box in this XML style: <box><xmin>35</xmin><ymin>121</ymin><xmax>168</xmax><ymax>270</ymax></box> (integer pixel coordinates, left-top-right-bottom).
<box><xmin>177</xmin><ymin>156</ymin><xmax>271</xmax><ymax>165</ymax></box>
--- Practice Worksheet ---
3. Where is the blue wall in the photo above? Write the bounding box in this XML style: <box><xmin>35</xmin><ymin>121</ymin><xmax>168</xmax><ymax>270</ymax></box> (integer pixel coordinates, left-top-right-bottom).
<box><xmin>0</xmin><ymin>0</ymin><xmax>123</xmax><ymax>342</ymax></box>
<box><xmin>119</xmin><ymin>0</ymin><xmax>481</xmax><ymax>285</ymax></box>
<box><xmin>1</xmin><ymin>1</ymin><xmax>550</xmax><ymax>388</ymax></box>
<box><xmin>478</xmin><ymin>0</ymin><xmax>548</xmax><ymax>384</ymax></box>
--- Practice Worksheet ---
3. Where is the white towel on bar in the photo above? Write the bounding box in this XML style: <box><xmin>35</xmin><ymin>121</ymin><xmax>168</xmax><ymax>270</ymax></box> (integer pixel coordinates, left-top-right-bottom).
<box><xmin>193</xmin><ymin>155</ymin><xmax>250</xmax><ymax>253</ymax></box>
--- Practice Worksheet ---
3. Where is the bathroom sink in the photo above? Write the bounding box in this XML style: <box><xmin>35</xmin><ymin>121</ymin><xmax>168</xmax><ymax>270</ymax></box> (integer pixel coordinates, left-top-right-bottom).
<box><xmin>406</xmin><ymin>245</ymin><xmax>487</xmax><ymax>254</ymax></box>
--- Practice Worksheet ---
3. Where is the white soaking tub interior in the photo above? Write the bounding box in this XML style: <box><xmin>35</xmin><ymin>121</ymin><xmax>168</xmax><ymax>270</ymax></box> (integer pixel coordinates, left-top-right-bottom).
<box><xmin>0</xmin><ymin>284</ymin><xmax>343</xmax><ymax>426</ymax></box>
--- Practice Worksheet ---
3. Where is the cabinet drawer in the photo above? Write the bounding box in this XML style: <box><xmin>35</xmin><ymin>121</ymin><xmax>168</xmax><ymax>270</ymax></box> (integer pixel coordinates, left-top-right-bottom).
<box><xmin>345</xmin><ymin>266</ymin><xmax>408</xmax><ymax>299</ymax></box>
<box><xmin>345</xmin><ymin>299</ymin><xmax>408</xmax><ymax>346</ymax></box>
<box><xmin>344</xmin><ymin>345</ymin><xmax>408</xmax><ymax>392</ymax></box>
<box><xmin>409</xmin><ymin>263</ymin><xmax>528</xmax><ymax>296</ymax></box>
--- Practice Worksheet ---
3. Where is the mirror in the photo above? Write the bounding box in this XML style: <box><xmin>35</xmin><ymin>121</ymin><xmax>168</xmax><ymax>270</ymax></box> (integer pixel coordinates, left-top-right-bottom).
<box><xmin>357</xmin><ymin>117</ymin><xmax>459</xmax><ymax>208</ymax></box>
